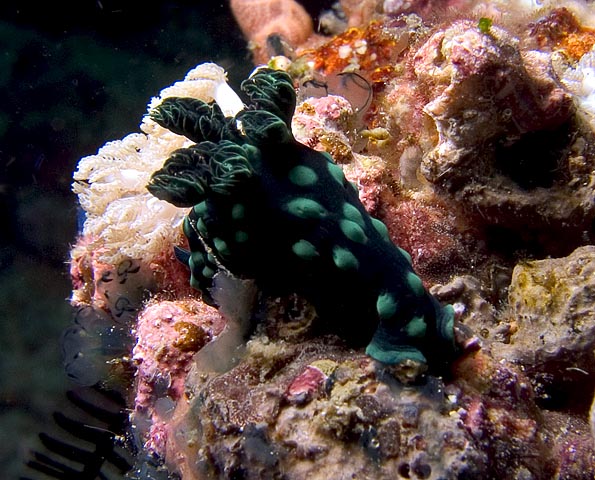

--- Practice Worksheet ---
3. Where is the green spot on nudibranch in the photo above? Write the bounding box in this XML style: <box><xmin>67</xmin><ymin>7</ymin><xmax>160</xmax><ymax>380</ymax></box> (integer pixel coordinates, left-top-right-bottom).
<box><xmin>292</xmin><ymin>239</ymin><xmax>319</xmax><ymax>260</ymax></box>
<box><xmin>376</xmin><ymin>292</ymin><xmax>398</xmax><ymax>320</ymax></box>
<box><xmin>342</xmin><ymin>202</ymin><xmax>365</xmax><ymax>227</ymax></box>
<box><xmin>188</xmin><ymin>253</ymin><xmax>204</xmax><ymax>271</ymax></box>
<box><xmin>196</xmin><ymin>218</ymin><xmax>208</xmax><ymax>235</ymax></box>
<box><xmin>183</xmin><ymin>217</ymin><xmax>193</xmax><ymax>238</ymax></box>
<box><xmin>288</xmin><ymin>165</ymin><xmax>318</xmax><ymax>187</ymax></box>
<box><xmin>332</xmin><ymin>246</ymin><xmax>359</xmax><ymax>270</ymax></box>
<box><xmin>190</xmin><ymin>276</ymin><xmax>202</xmax><ymax>290</ymax></box>
<box><xmin>285</xmin><ymin>197</ymin><xmax>328</xmax><ymax>219</ymax></box>
<box><xmin>202</xmin><ymin>266</ymin><xmax>216</xmax><ymax>278</ymax></box>
<box><xmin>366</xmin><ymin>337</ymin><xmax>427</xmax><ymax>365</ymax></box>
<box><xmin>231</xmin><ymin>203</ymin><xmax>245</xmax><ymax>220</ymax></box>
<box><xmin>404</xmin><ymin>316</ymin><xmax>427</xmax><ymax>338</ymax></box>
<box><xmin>235</xmin><ymin>230</ymin><xmax>249</xmax><ymax>243</ymax></box>
<box><xmin>339</xmin><ymin>219</ymin><xmax>367</xmax><ymax>244</ymax></box>
<box><xmin>406</xmin><ymin>271</ymin><xmax>425</xmax><ymax>296</ymax></box>
<box><xmin>371</xmin><ymin>217</ymin><xmax>390</xmax><ymax>241</ymax></box>
<box><xmin>321</xmin><ymin>151</ymin><xmax>334</xmax><ymax>162</ymax></box>
<box><xmin>399</xmin><ymin>247</ymin><xmax>413</xmax><ymax>265</ymax></box>
<box><xmin>213</xmin><ymin>237</ymin><xmax>230</xmax><ymax>256</ymax></box>
<box><xmin>194</xmin><ymin>201</ymin><xmax>208</xmax><ymax>217</ymax></box>
<box><xmin>326</xmin><ymin>161</ymin><xmax>345</xmax><ymax>186</ymax></box>
<box><xmin>439</xmin><ymin>304</ymin><xmax>456</xmax><ymax>343</ymax></box>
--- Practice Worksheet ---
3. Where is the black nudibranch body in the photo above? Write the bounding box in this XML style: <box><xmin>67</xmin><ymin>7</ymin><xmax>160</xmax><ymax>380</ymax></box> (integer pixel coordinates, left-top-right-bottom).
<box><xmin>147</xmin><ymin>68</ymin><xmax>459</xmax><ymax>369</ymax></box>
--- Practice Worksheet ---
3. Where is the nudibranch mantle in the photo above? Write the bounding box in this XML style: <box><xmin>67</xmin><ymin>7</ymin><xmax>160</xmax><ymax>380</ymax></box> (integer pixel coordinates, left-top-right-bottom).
<box><xmin>147</xmin><ymin>66</ymin><xmax>458</xmax><ymax>368</ymax></box>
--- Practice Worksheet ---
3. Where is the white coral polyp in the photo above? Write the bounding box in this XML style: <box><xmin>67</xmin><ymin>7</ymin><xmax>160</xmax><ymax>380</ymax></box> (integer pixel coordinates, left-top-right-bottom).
<box><xmin>73</xmin><ymin>132</ymin><xmax>187</xmax><ymax>265</ymax></box>
<box><xmin>144</xmin><ymin>63</ymin><xmax>244</xmax><ymax>122</ymax></box>
<box><xmin>554</xmin><ymin>47</ymin><xmax>595</xmax><ymax>131</ymax></box>
<box><xmin>73</xmin><ymin>63</ymin><xmax>243</xmax><ymax>265</ymax></box>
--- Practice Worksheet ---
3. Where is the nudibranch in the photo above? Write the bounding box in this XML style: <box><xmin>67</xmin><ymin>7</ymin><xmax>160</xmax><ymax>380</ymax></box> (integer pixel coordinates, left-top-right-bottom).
<box><xmin>147</xmin><ymin>67</ymin><xmax>459</xmax><ymax>369</ymax></box>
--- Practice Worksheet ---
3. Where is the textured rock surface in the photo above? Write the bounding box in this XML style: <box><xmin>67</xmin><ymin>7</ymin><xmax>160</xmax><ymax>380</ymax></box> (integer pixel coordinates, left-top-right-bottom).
<box><xmin>494</xmin><ymin>246</ymin><xmax>595</xmax><ymax>412</ymax></box>
<box><xmin>166</xmin><ymin>334</ymin><xmax>487</xmax><ymax>480</ymax></box>
<box><xmin>132</xmin><ymin>299</ymin><xmax>225</xmax><ymax>453</ymax></box>
<box><xmin>155</xmin><ymin>313</ymin><xmax>595</xmax><ymax>479</ymax></box>
<box><xmin>412</xmin><ymin>20</ymin><xmax>595</xmax><ymax>252</ymax></box>
<box><xmin>505</xmin><ymin>246</ymin><xmax>595</xmax><ymax>367</ymax></box>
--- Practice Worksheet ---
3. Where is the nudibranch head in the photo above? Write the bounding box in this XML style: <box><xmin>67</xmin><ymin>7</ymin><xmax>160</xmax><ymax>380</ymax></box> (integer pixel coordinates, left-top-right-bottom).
<box><xmin>147</xmin><ymin>67</ymin><xmax>461</xmax><ymax>370</ymax></box>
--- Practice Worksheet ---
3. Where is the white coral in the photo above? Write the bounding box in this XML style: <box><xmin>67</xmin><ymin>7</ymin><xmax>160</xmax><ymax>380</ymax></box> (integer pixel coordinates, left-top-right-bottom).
<box><xmin>553</xmin><ymin>46</ymin><xmax>595</xmax><ymax>131</ymax></box>
<box><xmin>73</xmin><ymin>63</ymin><xmax>243</xmax><ymax>265</ymax></box>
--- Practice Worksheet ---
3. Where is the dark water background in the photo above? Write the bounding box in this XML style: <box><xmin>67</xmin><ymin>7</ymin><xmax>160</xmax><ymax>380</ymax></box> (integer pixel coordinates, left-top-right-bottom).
<box><xmin>0</xmin><ymin>2</ymin><xmax>251</xmax><ymax>477</ymax></box>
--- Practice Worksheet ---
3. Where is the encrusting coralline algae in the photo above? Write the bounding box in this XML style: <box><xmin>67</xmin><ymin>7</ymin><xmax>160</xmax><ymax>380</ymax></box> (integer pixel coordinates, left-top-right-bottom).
<box><xmin>59</xmin><ymin>1</ymin><xmax>595</xmax><ymax>478</ymax></box>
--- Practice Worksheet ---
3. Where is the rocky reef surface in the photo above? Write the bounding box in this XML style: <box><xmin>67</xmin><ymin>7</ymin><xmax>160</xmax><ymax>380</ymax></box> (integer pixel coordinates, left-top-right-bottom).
<box><xmin>50</xmin><ymin>0</ymin><xmax>595</xmax><ymax>478</ymax></box>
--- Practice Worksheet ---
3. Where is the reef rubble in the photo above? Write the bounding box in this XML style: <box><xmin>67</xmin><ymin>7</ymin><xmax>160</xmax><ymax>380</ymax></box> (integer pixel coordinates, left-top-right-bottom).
<box><xmin>62</xmin><ymin>1</ymin><xmax>595</xmax><ymax>478</ymax></box>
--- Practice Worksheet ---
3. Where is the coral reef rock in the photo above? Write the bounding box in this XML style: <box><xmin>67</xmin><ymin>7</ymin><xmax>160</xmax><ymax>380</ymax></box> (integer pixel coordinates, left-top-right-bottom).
<box><xmin>495</xmin><ymin>246</ymin><xmax>595</xmax><ymax>411</ymax></box>
<box><xmin>61</xmin><ymin>0</ymin><xmax>595</xmax><ymax>477</ymax></box>
<box><xmin>413</xmin><ymin>20</ymin><xmax>595</xmax><ymax>247</ymax></box>
<box><xmin>165</xmin><ymin>336</ymin><xmax>488</xmax><ymax>480</ymax></box>
<box><xmin>229</xmin><ymin>0</ymin><xmax>314</xmax><ymax>64</ymax></box>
